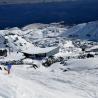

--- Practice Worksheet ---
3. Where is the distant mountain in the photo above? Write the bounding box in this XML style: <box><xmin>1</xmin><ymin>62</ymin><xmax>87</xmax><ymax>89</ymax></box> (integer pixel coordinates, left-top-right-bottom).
<box><xmin>0</xmin><ymin>0</ymin><xmax>73</xmax><ymax>4</ymax></box>
<box><xmin>60</xmin><ymin>21</ymin><xmax>98</xmax><ymax>41</ymax></box>
<box><xmin>0</xmin><ymin>0</ymin><xmax>97</xmax><ymax>4</ymax></box>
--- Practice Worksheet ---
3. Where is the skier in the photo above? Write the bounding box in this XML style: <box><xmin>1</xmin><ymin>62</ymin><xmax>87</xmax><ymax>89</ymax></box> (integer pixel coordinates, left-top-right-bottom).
<box><xmin>4</xmin><ymin>62</ymin><xmax>13</xmax><ymax>74</ymax></box>
<box><xmin>7</xmin><ymin>63</ymin><xmax>12</xmax><ymax>74</ymax></box>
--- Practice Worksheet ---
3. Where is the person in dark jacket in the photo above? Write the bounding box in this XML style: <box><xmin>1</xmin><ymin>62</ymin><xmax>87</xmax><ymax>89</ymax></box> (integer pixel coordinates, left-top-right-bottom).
<box><xmin>7</xmin><ymin>64</ymin><xmax>12</xmax><ymax>74</ymax></box>
<box><xmin>4</xmin><ymin>62</ymin><xmax>13</xmax><ymax>74</ymax></box>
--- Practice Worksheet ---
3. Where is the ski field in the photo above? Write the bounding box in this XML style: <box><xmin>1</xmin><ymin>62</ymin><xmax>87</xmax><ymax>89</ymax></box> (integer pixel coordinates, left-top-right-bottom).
<box><xmin>0</xmin><ymin>21</ymin><xmax>98</xmax><ymax>98</ymax></box>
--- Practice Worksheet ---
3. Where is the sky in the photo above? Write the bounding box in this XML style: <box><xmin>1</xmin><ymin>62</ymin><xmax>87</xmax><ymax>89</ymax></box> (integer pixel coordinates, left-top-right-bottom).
<box><xmin>0</xmin><ymin>0</ymin><xmax>98</xmax><ymax>28</ymax></box>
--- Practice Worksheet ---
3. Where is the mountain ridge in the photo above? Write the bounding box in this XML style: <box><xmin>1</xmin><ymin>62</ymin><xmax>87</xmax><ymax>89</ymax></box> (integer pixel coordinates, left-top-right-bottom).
<box><xmin>0</xmin><ymin>0</ymin><xmax>96</xmax><ymax>4</ymax></box>
<box><xmin>60</xmin><ymin>21</ymin><xmax>98</xmax><ymax>41</ymax></box>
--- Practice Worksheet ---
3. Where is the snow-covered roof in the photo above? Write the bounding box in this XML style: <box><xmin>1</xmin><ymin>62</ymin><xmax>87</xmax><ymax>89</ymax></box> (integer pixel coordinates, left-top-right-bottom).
<box><xmin>22</xmin><ymin>46</ymin><xmax>59</xmax><ymax>55</ymax></box>
<box><xmin>0</xmin><ymin>48</ymin><xmax>7</xmax><ymax>50</ymax></box>
<box><xmin>86</xmin><ymin>45</ymin><xmax>98</xmax><ymax>52</ymax></box>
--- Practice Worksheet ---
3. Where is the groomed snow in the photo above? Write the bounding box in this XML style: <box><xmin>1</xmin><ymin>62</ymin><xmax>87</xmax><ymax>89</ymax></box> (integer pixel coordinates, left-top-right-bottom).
<box><xmin>0</xmin><ymin>56</ymin><xmax>98</xmax><ymax>98</ymax></box>
<box><xmin>0</xmin><ymin>67</ymin><xmax>83</xmax><ymax>98</ymax></box>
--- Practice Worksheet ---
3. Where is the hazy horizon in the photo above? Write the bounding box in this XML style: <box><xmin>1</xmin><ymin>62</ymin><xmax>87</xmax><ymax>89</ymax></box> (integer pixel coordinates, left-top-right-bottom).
<box><xmin>0</xmin><ymin>0</ymin><xmax>97</xmax><ymax>4</ymax></box>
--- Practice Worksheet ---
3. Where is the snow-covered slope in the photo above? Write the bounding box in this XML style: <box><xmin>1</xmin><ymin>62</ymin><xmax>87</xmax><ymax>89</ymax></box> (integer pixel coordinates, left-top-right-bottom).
<box><xmin>0</xmin><ymin>21</ymin><xmax>98</xmax><ymax>54</ymax></box>
<box><xmin>0</xmin><ymin>23</ymin><xmax>66</xmax><ymax>51</ymax></box>
<box><xmin>60</xmin><ymin>21</ymin><xmax>98</xmax><ymax>41</ymax></box>
<box><xmin>5</xmin><ymin>35</ymin><xmax>34</xmax><ymax>51</ymax></box>
<box><xmin>0</xmin><ymin>21</ymin><xmax>98</xmax><ymax>98</ymax></box>
<box><xmin>0</xmin><ymin>56</ymin><xmax>98</xmax><ymax>98</ymax></box>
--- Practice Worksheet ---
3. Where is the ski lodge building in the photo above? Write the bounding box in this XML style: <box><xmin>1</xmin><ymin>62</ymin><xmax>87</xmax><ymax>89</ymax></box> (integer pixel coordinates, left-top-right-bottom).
<box><xmin>22</xmin><ymin>46</ymin><xmax>59</xmax><ymax>59</ymax></box>
<box><xmin>86</xmin><ymin>46</ymin><xmax>98</xmax><ymax>54</ymax></box>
